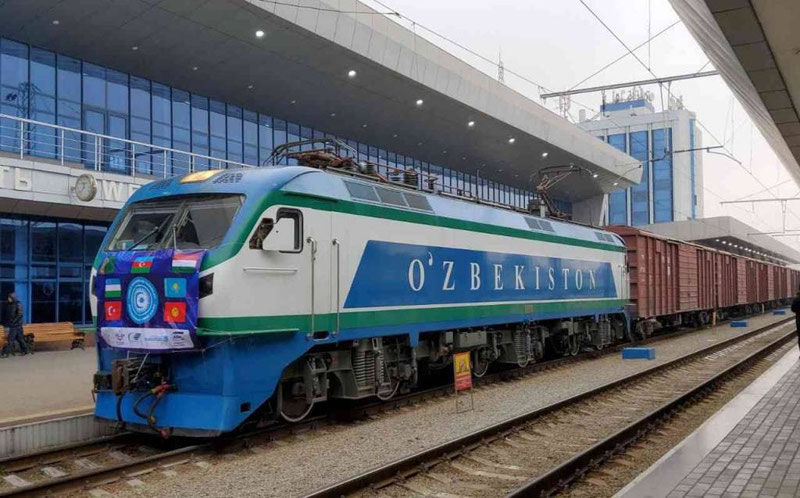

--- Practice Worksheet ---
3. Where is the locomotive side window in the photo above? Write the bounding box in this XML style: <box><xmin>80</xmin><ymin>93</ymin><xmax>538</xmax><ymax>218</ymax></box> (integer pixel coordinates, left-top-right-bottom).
<box><xmin>253</xmin><ymin>208</ymin><xmax>303</xmax><ymax>253</ymax></box>
<box><xmin>276</xmin><ymin>208</ymin><xmax>303</xmax><ymax>253</ymax></box>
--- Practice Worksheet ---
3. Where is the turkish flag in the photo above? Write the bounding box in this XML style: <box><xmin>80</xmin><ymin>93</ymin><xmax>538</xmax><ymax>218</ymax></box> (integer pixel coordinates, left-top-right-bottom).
<box><xmin>164</xmin><ymin>302</ymin><xmax>186</xmax><ymax>323</ymax></box>
<box><xmin>104</xmin><ymin>301</ymin><xmax>122</xmax><ymax>321</ymax></box>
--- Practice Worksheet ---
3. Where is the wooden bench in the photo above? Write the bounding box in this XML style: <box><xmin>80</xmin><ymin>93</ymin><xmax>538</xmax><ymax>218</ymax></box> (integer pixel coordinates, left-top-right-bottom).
<box><xmin>0</xmin><ymin>322</ymin><xmax>85</xmax><ymax>351</ymax></box>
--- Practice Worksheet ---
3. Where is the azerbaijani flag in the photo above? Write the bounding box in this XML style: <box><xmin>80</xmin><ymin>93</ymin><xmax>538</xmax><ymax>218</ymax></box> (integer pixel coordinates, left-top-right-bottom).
<box><xmin>105</xmin><ymin>278</ymin><xmax>121</xmax><ymax>298</ymax></box>
<box><xmin>131</xmin><ymin>256</ymin><xmax>154</xmax><ymax>274</ymax></box>
<box><xmin>172</xmin><ymin>252</ymin><xmax>202</xmax><ymax>273</ymax></box>
<box><xmin>164</xmin><ymin>302</ymin><xmax>187</xmax><ymax>323</ymax></box>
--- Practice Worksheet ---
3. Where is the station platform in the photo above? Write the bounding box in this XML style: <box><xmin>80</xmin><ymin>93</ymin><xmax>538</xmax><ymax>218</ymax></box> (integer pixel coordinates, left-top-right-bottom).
<box><xmin>0</xmin><ymin>347</ymin><xmax>95</xmax><ymax>426</ymax></box>
<box><xmin>617</xmin><ymin>345</ymin><xmax>800</xmax><ymax>498</ymax></box>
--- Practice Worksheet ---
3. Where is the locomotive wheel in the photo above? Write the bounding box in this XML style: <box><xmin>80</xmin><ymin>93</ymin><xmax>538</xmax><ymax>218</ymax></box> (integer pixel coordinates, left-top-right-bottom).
<box><xmin>278</xmin><ymin>381</ymin><xmax>315</xmax><ymax>423</ymax></box>
<box><xmin>471</xmin><ymin>348</ymin><xmax>491</xmax><ymax>378</ymax></box>
<box><xmin>568</xmin><ymin>334</ymin><xmax>580</xmax><ymax>356</ymax></box>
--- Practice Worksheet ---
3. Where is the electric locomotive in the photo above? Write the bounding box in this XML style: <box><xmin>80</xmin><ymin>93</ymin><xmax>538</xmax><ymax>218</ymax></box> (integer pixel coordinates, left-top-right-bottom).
<box><xmin>91</xmin><ymin>140</ymin><xmax>629</xmax><ymax>436</ymax></box>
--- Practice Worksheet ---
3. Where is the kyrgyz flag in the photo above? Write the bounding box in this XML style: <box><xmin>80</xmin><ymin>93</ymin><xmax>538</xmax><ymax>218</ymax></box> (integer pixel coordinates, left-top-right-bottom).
<box><xmin>104</xmin><ymin>278</ymin><xmax>121</xmax><ymax>298</ymax></box>
<box><xmin>164</xmin><ymin>302</ymin><xmax>186</xmax><ymax>323</ymax></box>
<box><xmin>104</xmin><ymin>301</ymin><xmax>122</xmax><ymax>321</ymax></box>
<box><xmin>172</xmin><ymin>252</ymin><xmax>202</xmax><ymax>273</ymax></box>
<box><xmin>131</xmin><ymin>256</ymin><xmax>154</xmax><ymax>274</ymax></box>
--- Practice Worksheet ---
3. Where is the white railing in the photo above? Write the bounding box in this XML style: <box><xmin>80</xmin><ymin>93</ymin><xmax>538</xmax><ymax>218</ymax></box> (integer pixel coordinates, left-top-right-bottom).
<box><xmin>0</xmin><ymin>113</ymin><xmax>255</xmax><ymax>178</ymax></box>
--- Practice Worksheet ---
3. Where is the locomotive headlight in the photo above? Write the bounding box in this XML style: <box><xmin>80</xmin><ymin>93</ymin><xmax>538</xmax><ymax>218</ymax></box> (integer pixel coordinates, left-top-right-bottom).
<box><xmin>199</xmin><ymin>273</ymin><xmax>214</xmax><ymax>299</ymax></box>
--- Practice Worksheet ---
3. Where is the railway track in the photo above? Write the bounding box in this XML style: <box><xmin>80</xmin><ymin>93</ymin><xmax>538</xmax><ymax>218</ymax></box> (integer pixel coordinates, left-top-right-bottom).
<box><xmin>304</xmin><ymin>318</ymin><xmax>796</xmax><ymax>498</ymax></box>
<box><xmin>0</xmin><ymin>315</ymin><xmax>788</xmax><ymax>497</ymax></box>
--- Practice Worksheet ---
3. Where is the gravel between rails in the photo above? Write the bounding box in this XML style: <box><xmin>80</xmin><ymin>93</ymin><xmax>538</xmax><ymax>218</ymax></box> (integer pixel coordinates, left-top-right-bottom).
<box><xmin>562</xmin><ymin>343</ymin><xmax>797</xmax><ymax>498</ymax></box>
<box><xmin>103</xmin><ymin>313</ymin><xmax>792</xmax><ymax>498</ymax></box>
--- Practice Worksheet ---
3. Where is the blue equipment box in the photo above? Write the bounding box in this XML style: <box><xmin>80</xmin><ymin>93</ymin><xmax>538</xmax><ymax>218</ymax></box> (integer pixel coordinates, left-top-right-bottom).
<box><xmin>774</xmin><ymin>310</ymin><xmax>787</xmax><ymax>315</ymax></box>
<box><xmin>622</xmin><ymin>347</ymin><xmax>655</xmax><ymax>360</ymax></box>
<box><xmin>730</xmin><ymin>321</ymin><xmax>748</xmax><ymax>328</ymax></box>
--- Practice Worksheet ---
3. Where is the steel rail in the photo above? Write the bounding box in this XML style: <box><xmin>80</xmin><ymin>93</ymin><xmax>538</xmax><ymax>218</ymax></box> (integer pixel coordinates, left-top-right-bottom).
<box><xmin>303</xmin><ymin>317</ymin><xmax>793</xmax><ymax>498</ymax></box>
<box><xmin>507</xmin><ymin>327</ymin><xmax>796</xmax><ymax>497</ymax></box>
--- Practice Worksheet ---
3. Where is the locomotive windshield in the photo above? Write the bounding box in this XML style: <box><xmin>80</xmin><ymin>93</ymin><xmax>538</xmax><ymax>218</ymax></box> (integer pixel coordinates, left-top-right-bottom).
<box><xmin>105</xmin><ymin>194</ymin><xmax>244</xmax><ymax>251</ymax></box>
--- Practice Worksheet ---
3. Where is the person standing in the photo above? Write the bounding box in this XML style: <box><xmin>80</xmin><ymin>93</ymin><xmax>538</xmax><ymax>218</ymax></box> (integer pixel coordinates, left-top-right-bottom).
<box><xmin>792</xmin><ymin>289</ymin><xmax>800</xmax><ymax>353</ymax></box>
<box><xmin>3</xmin><ymin>291</ymin><xmax>29</xmax><ymax>356</ymax></box>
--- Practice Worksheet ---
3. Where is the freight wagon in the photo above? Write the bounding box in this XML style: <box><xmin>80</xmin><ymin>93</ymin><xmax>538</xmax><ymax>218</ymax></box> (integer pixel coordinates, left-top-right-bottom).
<box><xmin>607</xmin><ymin>225</ymin><xmax>797</xmax><ymax>337</ymax></box>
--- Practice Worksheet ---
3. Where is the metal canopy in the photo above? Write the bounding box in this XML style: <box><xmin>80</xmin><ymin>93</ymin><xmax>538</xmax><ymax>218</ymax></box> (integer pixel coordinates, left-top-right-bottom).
<box><xmin>669</xmin><ymin>0</ymin><xmax>800</xmax><ymax>186</ymax></box>
<box><xmin>0</xmin><ymin>0</ymin><xmax>641</xmax><ymax>202</ymax></box>
<box><xmin>642</xmin><ymin>216</ymin><xmax>800</xmax><ymax>265</ymax></box>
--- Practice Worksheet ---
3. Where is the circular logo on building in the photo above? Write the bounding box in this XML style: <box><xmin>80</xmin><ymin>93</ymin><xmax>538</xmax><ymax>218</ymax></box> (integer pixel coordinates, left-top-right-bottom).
<box><xmin>127</xmin><ymin>277</ymin><xmax>158</xmax><ymax>324</ymax></box>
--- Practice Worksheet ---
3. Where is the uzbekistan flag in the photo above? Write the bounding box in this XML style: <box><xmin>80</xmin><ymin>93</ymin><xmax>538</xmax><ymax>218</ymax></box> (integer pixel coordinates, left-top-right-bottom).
<box><xmin>172</xmin><ymin>252</ymin><xmax>202</xmax><ymax>273</ymax></box>
<box><xmin>131</xmin><ymin>256</ymin><xmax>154</xmax><ymax>274</ymax></box>
<box><xmin>105</xmin><ymin>278</ymin><xmax>121</xmax><ymax>298</ymax></box>
<box><xmin>164</xmin><ymin>302</ymin><xmax>187</xmax><ymax>323</ymax></box>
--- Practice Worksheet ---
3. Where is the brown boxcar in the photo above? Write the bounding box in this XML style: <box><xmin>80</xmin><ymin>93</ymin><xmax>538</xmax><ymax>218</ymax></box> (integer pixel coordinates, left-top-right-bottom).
<box><xmin>737</xmin><ymin>258</ymin><xmax>748</xmax><ymax>305</ymax></box>
<box><xmin>606</xmin><ymin>226</ymin><xmax>679</xmax><ymax>319</ymax></box>
<box><xmin>715</xmin><ymin>252</ymin><xmax>738</xmax><ymax>309</ymax></box>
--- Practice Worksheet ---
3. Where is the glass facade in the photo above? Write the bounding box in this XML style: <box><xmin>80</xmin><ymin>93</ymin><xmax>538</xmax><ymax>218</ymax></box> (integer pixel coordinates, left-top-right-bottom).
<box><xmin>652</xmin><ymin>128</ymin><xmax>673</xmax><ymax>223</ymax></box>
<box><xmin>0</xmin><ymin>217</ymin><xmax>107</xmax><ymax>324</ymax></box>
<box><xmin>607</xmin><ymin>134</ymin><xmax>627</xmax><ymax>225</ymax></box>
<box><xmin>0</xmin><ymin>36</ymin><xmax>557</xmax><ymax>213</ymax></box>
<box><xmin>605</xmin><ymin>127</ymin><xmax>673</xmax><ymax>226</ymax></box>
<box><xmin>629</xmin><ymin>131</ymin><xmax>649</xmax><ymax>226</ymax></box>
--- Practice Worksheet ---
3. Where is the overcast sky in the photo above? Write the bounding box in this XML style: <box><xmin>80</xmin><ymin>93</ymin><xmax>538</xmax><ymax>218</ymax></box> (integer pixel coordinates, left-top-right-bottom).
<box><xmin>362</xmin><ymin>0</ymin><xmax>800</xmax><ymax>251</ymax></box>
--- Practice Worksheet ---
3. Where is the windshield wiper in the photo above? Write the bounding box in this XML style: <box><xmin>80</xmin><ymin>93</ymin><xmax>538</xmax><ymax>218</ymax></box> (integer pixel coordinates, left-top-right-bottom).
<box><xmin>129</xmin><ymin>222</ymin><xmax>167</xmax><ymax>250</ymax></box>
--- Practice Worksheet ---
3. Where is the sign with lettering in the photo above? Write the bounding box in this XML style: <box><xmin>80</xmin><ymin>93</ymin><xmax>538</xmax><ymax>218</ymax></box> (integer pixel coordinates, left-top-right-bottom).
<box><xmin>453</xmin><ymin>352</ymin><xmax>472</xmax><ymax>391</ymax></box>
<box><xmin>344</xmin><ymin>241</ymin><xmax>618</xmax><ymax>308</ymax></box>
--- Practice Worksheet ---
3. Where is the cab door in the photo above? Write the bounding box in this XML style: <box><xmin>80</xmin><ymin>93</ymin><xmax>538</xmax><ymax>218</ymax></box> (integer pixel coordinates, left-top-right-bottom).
<box><xmin>252</xmin><ymin>205</ymin><xmax>332</xmax><ymax>337</ymax></box>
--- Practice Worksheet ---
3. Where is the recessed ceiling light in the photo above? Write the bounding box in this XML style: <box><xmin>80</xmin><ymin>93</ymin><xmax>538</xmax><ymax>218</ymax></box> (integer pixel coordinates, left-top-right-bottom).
<box><xmin>362</xmin><ymin>124</ymin><xmax>368</xmax><ymax>128</ymax></box>
<box><xmin>347</xmin><ymin>69</ymin><xmax>357</xmax><ymax>78</ymax></box>
<box><xmin>247</xmin><ymin>84</ymin><xmax>254</xmax><ymax>89</ymax></box>
<box><xmin>330</xmin><ymin>112</ymin><xmax>336</xmax><ymax>117</ymax></box>
<box><xmin>613</xmin><ymin>181</ymin><xmax>618</xmax><ymax>186</ymax></box>
<box><xmin>417</xmin><ymin>142</ymin><xmax>423</xmax><ymax>146</ymax></box>
<box><xmin>392</xmin><ymin>134</ymin><xmax>398</xmax><ymax>138</ymax></box>
<box><xmin>415</xmin><ymin>99</ymin><xmax>424</xmax><ymax>106</ymax></box>
<box><xmin>52</xmin><ymin>20</ymin><xmax>60</xmax><ymax>25</ymax></box>
<box><xmin>541</xmin><ymin>151</ymin><xmax>549</xmax><ymax>158</ymax></box>
<box><xmin>131</xmin><ymin>46</ymin><xmax>139</xmax><ymax>51</ymax></box>
<box><xmin>467</xmin><ymin>120</ymin><xmax>475</xmax><ymax>128</ymax></box>
<box><xmin>508</xmin><ymin>138</ymin><xmax>516</xmax><ymax>144</ymax></box>
<box><xmin>442</xmin><ymin>150</ymin><xmax>447</xmax><ymax>154</ymax></box>
<box><xmin>498</xmin><ymin>168</ymin><xmax>503</xmax><ymax>172</ymax></box>
<box><xmin>255</xmin><ymin>30</ymin><xmax>265</xmax><ymax>38</ymax></box>
<box><xmin>462</xmin><ymin>156</ymin><xmax>466</xmax><ymax>160</ymax></box>
<box><xmin>192</xmin><ymin>66</ymin><xmax>198</xmax><ymax>71</ymax></box>
<box><xmin>592</xmin><ymin>173</ymin><xmax>598</xmax><ymax>178</ymax></box>
<box><xmin>290</xmin><ymin>100</ymin><xmax>296</xmax><ymax>104</ymax></box>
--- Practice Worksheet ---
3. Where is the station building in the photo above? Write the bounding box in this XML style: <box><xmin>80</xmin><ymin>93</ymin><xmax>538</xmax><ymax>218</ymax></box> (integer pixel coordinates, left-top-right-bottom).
<box><xmin>578</xmin><ymin>92</ymin><xmax>704</xmax><ymax>226</ymax></box>
<box><xmin>0</xmin><ymin>0</ymin><xmax>641</xmax><ymax>325</ymax></box>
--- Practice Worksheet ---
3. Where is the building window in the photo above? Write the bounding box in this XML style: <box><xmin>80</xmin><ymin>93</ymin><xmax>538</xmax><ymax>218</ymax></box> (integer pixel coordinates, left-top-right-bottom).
<box><xmin>1</xmin><ymin>38</ymin><xmax>29</xmax><ymax>152</ymax></box>
<box><xmin>652</xmin><ymin>128</ymin><xmax>673</xmax><ymax>223</ymax></box>
<box><xmin>29</xmin><ymin>47</ymin><xmax>56</xmax><ymax>158</ymax></box>
<box><xmin>151</xmin><ymin>82</ymin><xmax>171</xmax><ymax>176</ymax></box>
<box><xmin>190</xmin><ymin>94</ymin><xmax>209</xmax><ymax>170</ymax></box>
<box><xmin>630</xmin><ymin>131</ymin><xmax>649</xmax><ymax>226</ymax></box>
<box><xmin>243</xmin><ymin>110</ymin><xmax>258</xmax><ymax>166</ymax></box>
<box><xmin>0</xmin><ymin>217</ymin><xmax>107</xmax><ymax>324</ymax></box>
<box><xmin>171</xmin><ymin>89</ymin><xmax>191</xmax><ymax>176</ymax></box>
<box><xmin>130</xmin><ymin>76</ymin><xmax>152</xmax><ymax>174</ymax></box>
<box><xmin>226</xmin><ymin>104</ymin><xmax>243</xmax><ymax>164</ymax></box>
<box><xmin>258</xmin><ymin>113</ymin><xmax>273</xmax><ymax>166</ymax></box>
<box><xmin>209</xmin><ymin>99</ymin><xmax>226</xmax><ymax>164</ymax></box>
<box><xmin>607</xmin><ymin>133</ymin><xmax>628</xmax><ymax>225</ymax></box>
